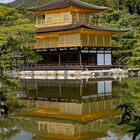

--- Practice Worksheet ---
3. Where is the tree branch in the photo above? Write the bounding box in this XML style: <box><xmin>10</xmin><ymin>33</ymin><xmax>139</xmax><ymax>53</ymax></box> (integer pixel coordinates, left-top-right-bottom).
<box><xmin>0</xmin><ymin>37</ymin><xmax>13</xmax><ymax>56</ymax></box>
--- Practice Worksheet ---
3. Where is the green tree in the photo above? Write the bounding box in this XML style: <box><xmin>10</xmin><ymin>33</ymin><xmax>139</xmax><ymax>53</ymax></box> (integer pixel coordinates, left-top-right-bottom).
<box><xmin>0</xmin><ymin>5</ymin><xmax>41</xmax><ymax>62</ymax></box>
<box><xmin>0</xmin><ymin>5</ymin><xmax>42</xmax><ymax>113</ymax></box>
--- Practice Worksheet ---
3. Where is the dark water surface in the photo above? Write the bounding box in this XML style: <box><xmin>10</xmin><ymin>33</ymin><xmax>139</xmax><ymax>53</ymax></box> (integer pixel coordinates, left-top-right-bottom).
<box><xmin>1</xmin><ymin>77</ymin><xmax>140</xmax><ymax>140</ymax></box>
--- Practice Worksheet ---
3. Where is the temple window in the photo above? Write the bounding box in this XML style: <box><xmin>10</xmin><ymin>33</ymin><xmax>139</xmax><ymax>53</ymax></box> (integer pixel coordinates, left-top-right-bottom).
<box><xmin>64</xmin><ymin>15</ymin><xmax>69</xmax><ymax>21</ymax></box>
<box><xmin>47</xmin><ymin>17</ymin><xmax>52</xmax><ymax>23</ymax></box>
<box><xmin>59</xmin><ymin>34</ymin><xmax>80</xmax><ymax>45</ymax></box>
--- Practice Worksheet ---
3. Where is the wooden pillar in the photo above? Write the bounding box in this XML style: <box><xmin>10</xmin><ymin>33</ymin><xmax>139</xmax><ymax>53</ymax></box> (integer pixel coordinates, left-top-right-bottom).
<box><xmin>38</xmin><ymin>122</ymin><xmax>41</xmax><ymax>131</ymax></box>
<box><xmin>58</xmin><ymin>52</ymin><xmax>61</xmax><ymax>66</ymax></box>
<box><xmin>59</xmin><ymin>82</ymin><xmax>62</xmax><ymax>96</ymax></box>
<box><xmin>24</xmin><ymin>57</ymin><xmax>27</xmax><ymax>65</ymax></box>
<box><xmin>36</xmin><ymin>101</ymin><xmax>38</xmax><ymax>110</ymax></box>
<box><xmin>80</xmin><ymin>80</ymin><xmax>83</xmax><ymax>97</ymax></box>
<box><xmin>76</xmin><ymin>13</ymin><xmax>79</xmax><ymax>21</ymax></box>
<box><xmin>24</xmin><ymin>59</ymin><xmax>26</xmax><ymax>65</ymax></box>
<box><xmin>88</xmin><ymin>48</ymin><xmax>90</xmax><ymax>65</ymax></box>
<box><xmin>36</xmin><ymin>18</ymin><xmax>38</xmax><ymax>25</ymax></box>
<box><xmin>28</xmin><ymin>100</ymin><xmax>30</xmax><ymax>111</ymax></box>
<box><xmin>88</xmin><ymin>102</ymin><xmax>91</xmax><ymax>114</ymax></box>
<box><xmin>79</xmin><ymin>49</ymin><xmax>82</xmax><ymax>66</ymax></box>
<box><xmin>36</xmin><ymin>83</ymin><xmax>38</xmax><ymax>97</ymax></box>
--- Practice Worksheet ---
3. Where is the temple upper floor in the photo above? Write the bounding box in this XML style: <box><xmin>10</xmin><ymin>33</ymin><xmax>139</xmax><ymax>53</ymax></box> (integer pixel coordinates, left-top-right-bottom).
<box><xmin>36</xmin><ymin>11</ymin><xmax>100</xmax><ymax>28</ymax></box>
<box><xmin>29</xmin><ymin>0</ymin><xmax>107</xmax><ymax>28</ymax></box>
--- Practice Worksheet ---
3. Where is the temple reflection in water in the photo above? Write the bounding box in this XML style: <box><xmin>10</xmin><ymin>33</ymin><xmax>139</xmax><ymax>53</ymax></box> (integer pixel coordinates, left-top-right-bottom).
<box><xmin>17</xmin><ymin>79</ymin><xmax>120</xmax><ymax>139</ymax></box>
<box><xmin>21</xmin><ymin>79</ymin><xmax>113</xmax><ymax>100</ymax></box>
<box><xmin>34</xmin><ymin>118</ymin><xmax>107</xmax><ymax>140</ymax></box>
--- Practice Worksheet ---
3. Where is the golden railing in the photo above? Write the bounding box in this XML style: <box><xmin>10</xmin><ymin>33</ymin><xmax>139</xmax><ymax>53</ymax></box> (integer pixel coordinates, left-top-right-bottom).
<box><xmin>34</xmin><ymin>40</ymin><xmax>114</xmax><ymax>49</ymax></box>
<box><xmin>35</xmin><ymin>41</ymin><xmax>82</xmax><ymax>49</ymax></box>
<box><xmin>36</xmin><ymin>16</ymin><xmax>100</xmax><ymax>27</ymax></box>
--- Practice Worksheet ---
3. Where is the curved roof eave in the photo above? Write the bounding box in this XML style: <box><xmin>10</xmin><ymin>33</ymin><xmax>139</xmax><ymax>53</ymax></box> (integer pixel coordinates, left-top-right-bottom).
<box><xmin>29</xmin><ymin>0</ymin><xmax>107</xmax><ymax>12</ymax></box>
<box><xmin>36</xmin><ymin>24</ymin><xmax>129</xmax><ymax>34</ymax></box>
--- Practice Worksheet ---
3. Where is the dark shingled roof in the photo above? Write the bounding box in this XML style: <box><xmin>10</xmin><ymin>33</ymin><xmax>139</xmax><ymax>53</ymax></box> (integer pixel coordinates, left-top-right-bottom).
<box><xmin>36</xmin><ymin>24</ymin><xmax>129</xmax><ymax>34</ymax></box>
<box><xmin>29</xmin><ymin>0</ymin><xmax>107</xmax><ymax>12</ymax></box>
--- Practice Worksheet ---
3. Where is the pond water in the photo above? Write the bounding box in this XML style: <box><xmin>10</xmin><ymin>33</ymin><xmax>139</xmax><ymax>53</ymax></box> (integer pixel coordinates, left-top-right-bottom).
<box><xmin>0</xmin><ymin>77</ymin><xmax>140</xmax><ymax>140</ymax></box>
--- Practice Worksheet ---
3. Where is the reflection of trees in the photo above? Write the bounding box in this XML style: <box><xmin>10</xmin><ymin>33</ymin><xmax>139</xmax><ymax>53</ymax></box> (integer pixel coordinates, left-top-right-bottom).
<box><xmin>15</xmin><ymin>118</ymin><xmax>38</xmax><ymax>132</ymax></box>
<box><xmin>117</xmin><ymin>103</ymin><xmax>136</xmax><ymax>125</ymax></box>
<box><xmin>0</xmin><ymin>129</ymin><xmax>20</xmax><ymax>140</ymax></box>
<box><xmin>114</xmin><ymin>78</ymin><xmax>140</xmax><ymax>140</ymax></box>
<box><xmin>113</xmin><ymin>78</ymin><xmax>140</xmax><ymax>112</ymax></box>
<box><xmin>0</xmin><ymin>119</ymin><xmax>20</xmax><ymax>140</ymax></box>
<box><xmin>117</xmin><ymin>104</ymin><xmax>140</xmax><ymax>140</ymax></box>
<box><xmin>128</xmin><ymin>122</ymin><xmax>140</xmax><ymax>140</ymax></box>
<box><xmin>0</xmin><ymin>118</ymin><xmax>37</xmax><ymax>140</ymax></box>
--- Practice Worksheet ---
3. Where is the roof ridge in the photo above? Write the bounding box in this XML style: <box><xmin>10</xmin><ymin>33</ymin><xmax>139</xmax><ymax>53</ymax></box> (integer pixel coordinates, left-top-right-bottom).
<box><xmin>29</xmin><ymin>0</ymin><xmax>107</xmax><ymax>12</ymax></box>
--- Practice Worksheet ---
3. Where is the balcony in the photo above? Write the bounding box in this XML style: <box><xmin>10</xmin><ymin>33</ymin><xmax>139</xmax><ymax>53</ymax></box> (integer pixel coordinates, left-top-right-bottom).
<box><xmin>35</xmin><ymin>40</ymin><xmax>82</xmax><ymax>49</ymax></box>
<box><xmin>34</xmin><ymin>40</ymin><xmax>114</xmax><ymax>49</ymax></box>
<box><xmin>36</xmin><ymin>15</ymin><xmax>100</xmax><ymax>28</ymax></box>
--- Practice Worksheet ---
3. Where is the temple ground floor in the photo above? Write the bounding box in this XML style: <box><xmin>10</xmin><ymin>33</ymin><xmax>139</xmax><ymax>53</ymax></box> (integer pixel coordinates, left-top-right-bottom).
<box><xmin>36</xmin><ymin>47</ymin><xmax>112</xmax><ymax>66</ymax></box>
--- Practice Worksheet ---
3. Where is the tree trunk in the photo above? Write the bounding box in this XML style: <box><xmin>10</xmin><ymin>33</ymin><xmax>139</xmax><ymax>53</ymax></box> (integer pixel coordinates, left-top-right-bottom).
<box><xmin>136</xmin><ymin>5</ymin><xmax>140</xmax><ymax>15</ymax></box>
<box><xmin>128</xmin><ymin>5</ymin><xmax>133</xmax><ymax>14</ymax></box>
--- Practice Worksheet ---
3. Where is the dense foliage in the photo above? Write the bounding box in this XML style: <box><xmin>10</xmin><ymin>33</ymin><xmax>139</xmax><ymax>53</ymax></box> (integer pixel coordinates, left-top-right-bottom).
<box><xmin>0</xmin><ymin>5</ymin><xmax>42</xmax><ymax>62</ymax></box>
<box><xmin>100</xmin><ymin>10</ymin><xmax>140</xmax><ymax>68</ymax></box>
<box><xmin>0</xmin><ymin>5</ymin><xmax>41</xmax><ymax>110</ymax></box>
<box><xmin>0</xmin><ymin>5</ymin><xmax>41</xmax><ymax>79</ymax></box>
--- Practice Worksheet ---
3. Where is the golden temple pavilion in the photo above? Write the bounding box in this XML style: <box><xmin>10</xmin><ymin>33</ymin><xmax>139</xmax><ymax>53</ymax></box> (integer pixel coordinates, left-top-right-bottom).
<box><xmin>29</xmin><ymin>0</ymin><xmax>128</xmax><ymax>68</ymax></box>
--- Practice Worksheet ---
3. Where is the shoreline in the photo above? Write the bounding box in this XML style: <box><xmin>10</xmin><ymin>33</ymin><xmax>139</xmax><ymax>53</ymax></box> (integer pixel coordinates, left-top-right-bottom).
<box><xmin>15</xmin><ymin>69</ymin><xmax>129</xmax><ymax>80</ymax></box>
